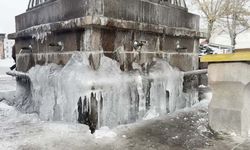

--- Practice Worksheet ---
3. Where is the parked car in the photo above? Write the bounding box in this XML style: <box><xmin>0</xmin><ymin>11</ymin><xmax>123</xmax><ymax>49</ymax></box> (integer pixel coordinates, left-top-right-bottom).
<box><xmin>199</xmin><ymin>43</ymin><xmax>233</xmax><ymax>56</ymax></box>
<box><xmin>199</xmin><ymin>45</ymin><xmax>214</xmax><ymax>56</ymax></box>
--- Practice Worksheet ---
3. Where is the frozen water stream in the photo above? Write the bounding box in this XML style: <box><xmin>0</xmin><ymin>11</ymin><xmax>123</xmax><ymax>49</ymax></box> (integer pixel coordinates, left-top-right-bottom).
<box><xmin>14</xmin><ymin>52</ymin><xmax>196</xmax><ymax>130</ymax></box>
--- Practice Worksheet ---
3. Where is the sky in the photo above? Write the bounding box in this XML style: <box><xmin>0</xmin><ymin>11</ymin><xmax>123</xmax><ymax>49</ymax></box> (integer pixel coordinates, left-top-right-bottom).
<box><xmin>0</xmin><ymin>0</ymin><xmax>29</xmax><ymax>34</ymax></box>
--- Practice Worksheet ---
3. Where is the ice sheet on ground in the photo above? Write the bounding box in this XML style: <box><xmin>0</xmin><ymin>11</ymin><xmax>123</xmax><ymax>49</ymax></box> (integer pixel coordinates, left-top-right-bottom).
<box><xmin>1</xmin><ymin>91</ymin><xmax>247</xmax><ymax>150</ymax></box>
<box><xmin>143</xmin><ymin>107</ymin><xmax>160</xmax><ymax>120</ymax></box>
<box><xmin>94</xmin><ymin>126</ymin><xmax>117</xmax><ymax>139</ymax></box>
<box><xmin>0</xmin><ymin>101</ymin><xmax>94</xmax><ymax>150</ymax></box>
<box><xmin>0</xmin><ymin>97</ymin><xmax>212</xmax><ymax>150</ymax></box>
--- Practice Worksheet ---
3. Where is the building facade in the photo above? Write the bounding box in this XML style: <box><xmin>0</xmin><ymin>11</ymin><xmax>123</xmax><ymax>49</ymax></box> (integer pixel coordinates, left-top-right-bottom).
<box><xmin>0</xmin><ymin>34</ymin><xmax>5</xmax><ymax>59</ymax></box>
<box><xmin>4</xmin><ymin>39</ymin><xmax>15</xmax><ymax>58</ymax></box>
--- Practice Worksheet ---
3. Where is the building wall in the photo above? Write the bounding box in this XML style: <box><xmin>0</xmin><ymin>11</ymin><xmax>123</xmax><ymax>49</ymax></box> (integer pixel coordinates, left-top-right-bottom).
<box><xmin>15</xmin><ymin>27</ymin><xmax>199</xmax><ymax>72</ymax></box>
<box><xmin>4</xmin><ymin>39</ymin><xmax>15</xmax><ymax>58</ymax></box>
<box><xmin>0</xmin><ymin>34</ymin><xmax>5</xmax><ymax>59</ymax></box>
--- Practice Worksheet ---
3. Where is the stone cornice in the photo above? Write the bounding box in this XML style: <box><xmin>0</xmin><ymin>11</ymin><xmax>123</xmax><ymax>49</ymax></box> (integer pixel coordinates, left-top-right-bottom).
<box><xmin>9</xmin><ymin>16</ymin><xmax>206</xmax><ymax>39</ymax></box>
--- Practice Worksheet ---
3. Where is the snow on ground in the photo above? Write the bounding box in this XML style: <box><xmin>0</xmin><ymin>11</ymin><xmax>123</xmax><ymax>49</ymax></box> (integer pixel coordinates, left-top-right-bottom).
<box><xmin>0</xmin><ymin>58</ymin><xmax>15</xmax><ymax>79</ymax></box>
<box><xmin>0</xmin><ymin>102</ymin><xmax>95</xmax><ymax>150</ymax></box>
<box><xmin>94</xmin><ymin>126</ymin><xmax>117</xmax><ymax>139</ymax></box>
<box><xmin>0</xmin><ymin>97</ymin><xmax>212</xmax><ymax>150</ymax></box>
<box><xmin>0</xmin><ymin>59</ymin><xmax>16</xmax><ymax>104</ymax></box>
<box><xmin>1</xmin><ymin>88</ymin><xmax>249</xmax><ymax>150</ymax></box>
<box><xmin>0</xmin><ymin>58</ymin><xmax>15</xmax><ymax>81</ymax></box>
<box><xmin>0</xmin><ymin>58</ymin><xmax>14</xmax><ymax>67</ymax></box>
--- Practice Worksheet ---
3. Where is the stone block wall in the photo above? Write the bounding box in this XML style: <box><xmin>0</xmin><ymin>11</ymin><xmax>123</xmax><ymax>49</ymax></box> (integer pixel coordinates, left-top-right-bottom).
<box><xmin>10</xmin><ymin>0</ymin><xmax>203</xmax><ymax>98</ymax></box>
<box><xmin>14</xmin><ymin>26</ymin><xmax>199</xmax><ymax>72</ymax></box>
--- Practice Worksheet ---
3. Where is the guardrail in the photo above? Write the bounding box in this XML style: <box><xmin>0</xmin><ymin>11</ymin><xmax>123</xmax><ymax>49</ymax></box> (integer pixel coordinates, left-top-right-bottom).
<box><xmin>27</xmin><ymin>0</ymin><xmax>187</xmax><ymax>10</ymax></box>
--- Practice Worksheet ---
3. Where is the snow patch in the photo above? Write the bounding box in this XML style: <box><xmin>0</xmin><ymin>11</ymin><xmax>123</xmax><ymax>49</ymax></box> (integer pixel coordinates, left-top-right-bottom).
<box><xmin>94</xmin><ymin>126</ymin><xmax>117</xmax><ymax>139</ymax></box>
<box><xmin>143</xmin><ymin>107</ymin><xmax>160</xmax><ymax>120</ymax></box>
<box><xmin>0</xmin><ymin>59</ymin><xmax>14</xmax><ymax>67</ymax></box>
<box><xmin>193</xmin><ymin>92</ymin><xmax>212</xmax><ymax>109</ymax></box>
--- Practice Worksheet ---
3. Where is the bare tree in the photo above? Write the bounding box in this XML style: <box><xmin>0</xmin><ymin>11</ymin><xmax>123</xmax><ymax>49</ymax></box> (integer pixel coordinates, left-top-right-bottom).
<box><xmin>225</xmin><ymin>0</ymin><xmax>250</xmax><ymax>48</ymax></box>
<box><xmin>193</xmin><ymin>0</ymin><xmax>229</xmax><ymax>42</ymax></box>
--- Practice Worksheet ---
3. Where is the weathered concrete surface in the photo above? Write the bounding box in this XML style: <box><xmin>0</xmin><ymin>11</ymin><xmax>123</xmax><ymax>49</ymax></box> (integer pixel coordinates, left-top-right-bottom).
<box><xmin>208</xmin><ymin>62</ymin><xmax>250</xmax><ymax>136</ymax></box>
<box><xmin>15</xmin><ymin>0</ymin><xmax>199</xmax><ymax>31</ymax></box>
<box><xmin>9</xmin><ymin>0</ymin><xmax>203</xmax><ymax>73</ymax></box>
<box><xmin>16</xmin><ymin>52</ymin><xmax>73</xmax><ymax>72</ymax></box>
<box><xmin>12</xmin><ymin>19</ymin><xmax>201</xmax><ymax>72</ymax></box>
<box><xmin>10</xmin><ymin>16</ymin><xmax>204</xmax><ymax>40</ymax></box>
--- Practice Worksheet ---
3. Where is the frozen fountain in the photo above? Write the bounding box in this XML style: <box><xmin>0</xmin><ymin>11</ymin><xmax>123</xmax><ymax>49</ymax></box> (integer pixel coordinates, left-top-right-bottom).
<box><xmin>8</xmin><ymin>0</ymin><xmax>204</xmax><ymax>132</ymax></box>
<box><xmin>13</xmin><ymin>52</ymin><xmax>196</xmax><ymax>133</ymax></box>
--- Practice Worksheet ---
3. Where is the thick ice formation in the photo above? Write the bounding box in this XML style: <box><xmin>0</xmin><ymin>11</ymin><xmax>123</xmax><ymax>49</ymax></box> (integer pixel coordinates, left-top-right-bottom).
<box><xmin>15</xmin><ymin>52</ymin><xmax>193</xmax><ymax>128</ymax></box>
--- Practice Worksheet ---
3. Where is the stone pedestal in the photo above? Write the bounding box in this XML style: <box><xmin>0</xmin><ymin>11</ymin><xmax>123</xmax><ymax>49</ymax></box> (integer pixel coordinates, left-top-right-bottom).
<box><xmin>208</xmin><ymin>62</ymin><xmax>250</xmax><ymax>136</ymax></box>
<box><xmin>10</xmin><ymin>0</ymin><xmax>203</xmax><ymax>72</ymax></box>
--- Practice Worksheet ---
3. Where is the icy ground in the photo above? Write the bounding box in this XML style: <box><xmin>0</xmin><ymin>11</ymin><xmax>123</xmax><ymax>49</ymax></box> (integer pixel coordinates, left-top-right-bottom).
<box><xmin>0</xmin><ymin>59</ymin><xmax>16</xmax><ymax>104</ymax></box>
<box><xmin>0</xmin><ymin>89</ymin><xmax>250</xmax><ymax>150</ymax></box>
<box><xmin>1</xmin><ymin>59</ymin><xmax>250</xmax><ymax>150</ymax></box>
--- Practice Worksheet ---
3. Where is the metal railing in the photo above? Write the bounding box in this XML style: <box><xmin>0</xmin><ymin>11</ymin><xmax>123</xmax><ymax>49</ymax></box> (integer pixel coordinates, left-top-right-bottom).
<box><xmin>27</xmin><ymin>0</ymin><xmax>187</xmax><ymax>10</ymax></box>
<box><xmin>27</xmin><ymin>0</ymin><xmax>55</xmax><ymax>10</ymax></box>
<box><xmin>170</xmin><ymin>0</ymin><xmax>187</xmax><ymax>8</ymax></box>
<box><xmin>156</xmin><ymin>0</ymin><xmax>187</xmax><ymax>8</ymax></box>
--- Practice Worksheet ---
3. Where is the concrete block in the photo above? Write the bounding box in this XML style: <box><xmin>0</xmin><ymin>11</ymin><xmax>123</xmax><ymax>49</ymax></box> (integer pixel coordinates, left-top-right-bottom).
<box><xmin>208</xmin><ymin>62</ymin><xmax>250</xmax><ymax>84</ymax></box>
<box><xmin>208</xmin><ymin>62</ymin><xmax>250</xmax><ymax>136</ymax></box>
